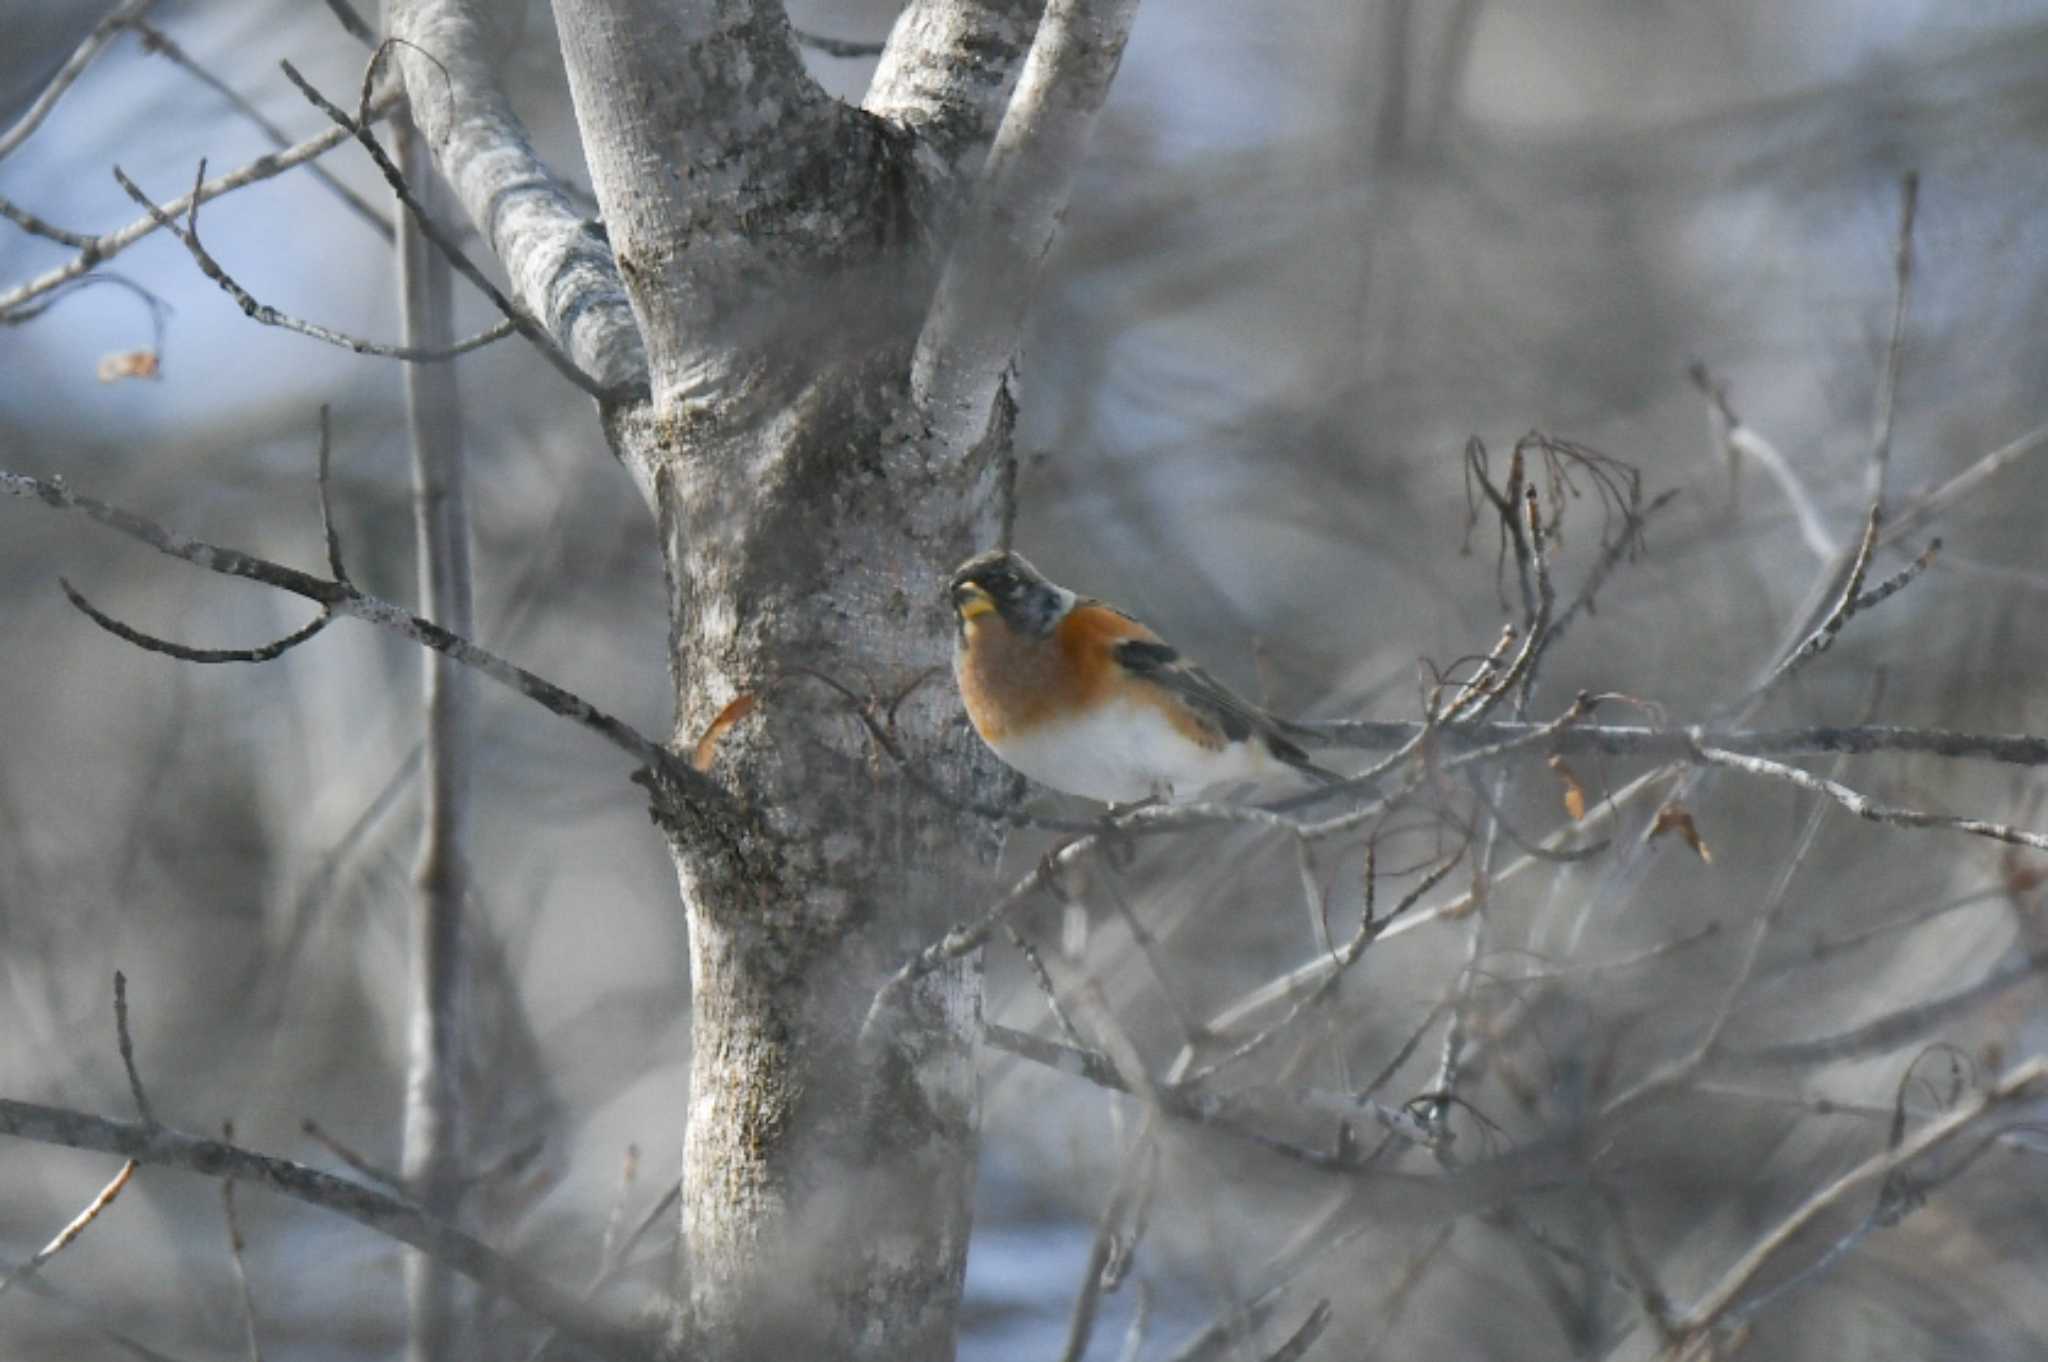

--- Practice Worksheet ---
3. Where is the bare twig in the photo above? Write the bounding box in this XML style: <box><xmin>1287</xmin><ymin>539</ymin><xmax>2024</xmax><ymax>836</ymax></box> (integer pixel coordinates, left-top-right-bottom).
<box><xmin>1056</xmin><ymin>1121</ymin><xmax>1157</xmax><ymax>1362</ymax></box>
<box><xmin>322</xmin><ymin>0</ymin><xmax>378</xmax><ymax>45</ymax></box>
<box><xmin>220</xmin><ymin>1121</ymin><xmax>265</xmax><ymax>1362</ymax></box>
<box><xmin>0</xmin><ymin>0</ymin><xmax>157</xmax><ymax>164</ymax></box>
<box><xmin>794</xmin><ymin>27</ymin><xmax>885</xmax><ymax>58</ymax></box>
<box><xmin>1749</xmin><ymin>502</ymin><xmax>1883</xmax><ymax>700</ymax></box>
<box><xmin>315</xmin><ymin>406</ymin><xmax>349</xmax><ymax>580</ymax></box>
<box><xmin>0</xmin><ymin>1159</ymin><xmax>139</xmax><ymax>1301</ymax></box>
<box><xmin>1175</xmin><ymin>849</ymin><xmax>1463</xmax><ymax>1090</ymax></box>
<box><xmin>112</xmin><ymin>970</ymin><xmax>156</xmax><ymax>1126</ymax></box>
<box><xmin>62</xmin><ymin>575</ymin><xmax>333</xmax><ymax>664</ymax></box>
<box><xmin>0</xmin><ymin>96</ymin><xmax>403</xmax><ymax>320</ymax></box>
<box><xmin>596</xmin><ymin>1145</ymin><xmax>639</xmax><ymax>1283</ymax></box>
<box><xmin>301</xmin><ymin>1118</ymin><xmax>407</xmax><ymax>1193</ymax></box>
<box><xmin>1005</xmin><ymin>924</ymin><xmax>1089</xmax><ymax>1050</ymax></box>
<box><xmin>1261</xmin><ymin>1301</ymin><xmax>1333</xmax><ymax>1362</ymax></box>
<box><xmin>1358</xmin><ymin>1222</ymin><xmax>1455</xmax><ymax>1360</ymax></box>
<box><xmin>1304</xmin><ymin>717</ymin><xmax>2048</xmax><ymax>768</ymax></box>
<box><xmin>111</xmin><ymin>162</ymin><xmax>512</xmax><ymax>362</ymax></box>
<box><xmin>1689</xmin><ymin>362</ymin><xmax>1836</xmax><ymax>561</ymax></box>
<box><xmin>0</xmin><ymin>1098</ymin><xmax>643</xmax><ymax>1355</ymax></box>
<box><xmin>1666</xmin><ymin>1058</ymin><xmax>2046</xmax><ymax>1345</ymax></box>
<box><xmin>1693</xmin><ymin>745</ymin><xmax>2048</xmax><ymax>852</ymax></box>
<box><xmin>278</xmin><ymin>60</ymin><xmax>609</xmax><ymax>399</ymax></box>
<box><xmin>1692</xmin><ymin>782</ymin><xmax>1835</xmax><ymax>1061</ymax></box>
<box><xmin>0</xmin><ymin>191</ymin><xmax>98</xmax><ymax>249</ymax></box>
<box><xmin>1731</xmin><ymin>950</ymin><xmax>2048</xmax><ymax>1070</ymax></box>
<box><xmin>911</xmin><ymin>0</ymin><xmax>1144</xmax><ymax>458</ymax></box>
<box><xmin>132</xmin><ymin>21</ymin><xmax>393</xmax><ymax>240</ymax></box>
<box><xmin>395</xmin><ymin>104</ymin><xmax>476</xmax><ymax>1362</ymax></box>
<box><xmin>1866</xmin><ymin>172</ymin><xmax>1918</xmax><ymax>509</ymax></box>
<box><xmin>0</xmin><ymin>469</ymin><xmax>717</xmax><ymax>802</ymax></box>
<box><xmin>1886</xmin><ymin>418</ymin><xmax>2048</xmax><ymax>547</ymax></box>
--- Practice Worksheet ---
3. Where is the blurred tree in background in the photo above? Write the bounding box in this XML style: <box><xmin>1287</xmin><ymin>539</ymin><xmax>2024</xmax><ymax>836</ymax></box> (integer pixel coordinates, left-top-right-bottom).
<box><xmin>4</xmin><ymin>2</ymin><xmax>2048</xmax><ymax>1360</ymax></box>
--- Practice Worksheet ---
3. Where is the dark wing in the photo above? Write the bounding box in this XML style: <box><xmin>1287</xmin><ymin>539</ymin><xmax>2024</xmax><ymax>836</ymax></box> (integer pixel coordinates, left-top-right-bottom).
<box><xmin>1112</xmin><ymin>637</ymin><xmax>1339</xmax><ymax>783</ymax></box>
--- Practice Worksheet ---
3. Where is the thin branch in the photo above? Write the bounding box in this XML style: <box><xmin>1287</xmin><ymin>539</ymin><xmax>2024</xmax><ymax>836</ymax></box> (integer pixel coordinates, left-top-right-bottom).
<box><xmin>1850</xmin><ymin>536</ymin><xmax>1940</xmax><ymax>612</ymax></box>
<box><xmin>1693</xmin><ymin>745</ymin><xmax>2048</xmax><ymax>852</ymax></box>
<box><xmin>1667</xmin><ymin>1058</ymin><xmax>2046</xmax><ymax>1342</ymax></box>
<box><xmin>396</xmin><ymin>104</ymin><xmax>474</xmax><ymax>1359</ymax></box>
<box><xmin>111</xmin><ymin>971</ymin><xmax>155</xmax><ymax>1126</ymax></box>
<box><xmin>0</xmin><ymin>1158</ymin><xmax>138</xmax><ymax>1301</ymax></box>
<box><xmin>0</xmin><ymin>0</ymin><xmax>157</xmax><ymax>164</ymax></box>
<box><xmin>0</xmin><ymin>96</ymin><xmax>403</xmax><ymax>320</ymax></box>
<box><xmin>1175</xmin><ymin>849</ymin><xmax>1464</xmax><ymax>1090</ymax></box>
<box><xmin>0</xmin><ymin>469</ymin><xmax>718</xmax><ymax>803</ymax></box>
<box><xmin>795</xmin><ymin>27</ymin><xmax>886</xmax><ymax>59</ymax></box>
<box><xmin>596</xmin><ymin>1145</ymin><xmax>639</xmax><ymax>1284</ymax></box>
<box><xmin>1689</xmin><ymin>362</ymin><xmax>1836</xmax><ymax>561</ymax></box>
<box><xmin>1691</xmin><ymin>782</ymin><xmax>1835</xmax><ymax>1061</ymax></box>
<box><xmin>62</xmin><ymin>576</ymin><xmax>333</xmax><ymax>664</ymax></box>
<box><xmin>0</xmin><ymin>191</ymin><xmax>98</xmax><ymax>249</ymax></box>
<box><xmin>1303</xmin><ymin>718</ymin><xmax>2048</xmax><ymax>768</ymax></box>
<box><xmin>0</xmin><ymin>1098</ymin><xmax>646</xmax><ymax>1356</ymax></box>
<box><xmin>315</xmin><ymin>406</ymin><xmax>349</xmax><ymax>580</ymax></box>
<box><xmin>1865</xmin><ymin>172</ymin><xmax>1918</xmax><ymax>509</ymax></box>
<box><xmin>113</xmin><ymin>161</ymin><xmax>512</xmax><ymax>362</ymax></box>
<box><xmin>1260</xmin><ymin>1300</ymin><xmax>1333</xmax><ymax>1362</ymax></box>
<box><xmin>1056</xmin><ymin>1121</ymin><xmax>1156</xmax><ymax>1362</ymax></box>
<box><xmin>132</xmin><ymin>21</ymin><xmax>393</xmax><ymax>240</ymax></box>
<box><xmin>278</xmin><ymin>61</ymin><xmax>609</xmax><ymax>399</ymax></box>
<box><xmin>1885</xmin><ymin>418</ymin><xmax>2048</xmax><ymax>547</ymax></box>
<box><xmin>911</xmin><ymin>0</ymin><xmax>1144</xmax><ymax>459</ymax></box>
<box><xmin>322</xmin><ymin>0</ymin><xmax>378</xmax><ymax>45</ymax></box>
<box><xmin>1730</xmin><ymin>950</ymin><xmax>2048</xmax><ymax>1070</ymax></box>
<box><xmin>220</xmin><ymin>1122</ymin><xmax>265</xmax><ymax>1362</ymax></box>
<box><xmin>301</xmin><ymin>1118</ymin><xmax>407</xmax><ymax>1193</ymax></box>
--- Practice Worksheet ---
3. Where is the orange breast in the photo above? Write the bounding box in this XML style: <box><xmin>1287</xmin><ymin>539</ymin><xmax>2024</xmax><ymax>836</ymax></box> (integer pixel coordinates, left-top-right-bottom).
<box><xmin>958</xmin><ymin>603</ymin><xmax>1216</xmax><ymax>749</ymax></box>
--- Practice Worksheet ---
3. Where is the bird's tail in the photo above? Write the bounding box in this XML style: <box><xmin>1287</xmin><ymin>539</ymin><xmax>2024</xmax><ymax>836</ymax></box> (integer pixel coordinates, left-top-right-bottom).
<box><xmin>1266</xmin><ymin>730</ymin><xmax>1343</xmax><ymax>785</ymax></box>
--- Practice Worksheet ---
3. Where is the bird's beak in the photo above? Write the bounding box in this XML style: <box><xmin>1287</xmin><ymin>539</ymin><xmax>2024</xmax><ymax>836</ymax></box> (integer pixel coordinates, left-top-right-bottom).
<box><xmin>952</xmin><ymin>582</ymin><xmax>995</xmax><ymax>623</ymax></box>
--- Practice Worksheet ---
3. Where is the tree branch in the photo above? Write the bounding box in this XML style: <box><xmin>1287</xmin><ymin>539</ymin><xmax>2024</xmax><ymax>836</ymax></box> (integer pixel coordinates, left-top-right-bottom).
<box><xmin>0</xmin><ymin>469</ymin><xmax>719</xmax><ymax>804</ymax></box>
<box><xmin>1667</xmin><ymin>1058</ymin><xmax>2047</xmax><ymax>1343</ymax></box>
<box><xmin>0</xmin><ymin>100</ymin><xmax>400</xmax><ymax>320</ymax></box>
<box><xmin>1303</xmin><ymin>717</ymin><xmax>2048</xmax><ymax>768</ymax></box>
<box><xmin>383</xmin><ymin>0</ymin><xmax>646</xmax><ymax>394</ymax></box>
<box><xmin>0</xmin><ymin>0</ymin><xmax>157</xmax><ymax>164</ymax></box>
<box><xmin>865</xmin><ymin>0</ymin><xmax>1045</xmax><ymax>179</ymax></box>
<box><xmin>110</xmin><ymin>161</ymin><xmax>511</xmax><ymax>362</ymax></box>
<box><xmin>911</xmin><ymin>0</ymin><xmax>1144</xmax><ymax>460</ymax></box>
<box><xmin>131</xmin><ymin>19</ymin><xmax>393</xmax><ymax>240</ymax></box>
<box><xmin>0</xmin><ymin>1098</ymin><xmax>647</xmax><ymax>1358</ymax></box>
<box><xmin>394</xmin><ymin>110</ymin><xmax>476</xmax><ymax>1362</ymax></box>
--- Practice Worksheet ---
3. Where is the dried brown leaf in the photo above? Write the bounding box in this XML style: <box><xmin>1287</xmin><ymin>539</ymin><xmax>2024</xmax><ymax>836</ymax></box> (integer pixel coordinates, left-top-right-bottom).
<box><xmin>1650</xmin><ymin>803</ymin><xmax>1712</xmax><ymax>863</ymax></box>
<box><xmin>97</xmin><ymin>349</ymin><xmax>161</xmax><ymax>382</ymax></box>
<box><xmin>1548</xmin><ymin>754</ymin><xmax>1587</xmax><ymax>821</ymax></box>
<box><xmin>692</xmin><ymin>693</ymin><xmax>758</xmax><ymax>773</ymax></box>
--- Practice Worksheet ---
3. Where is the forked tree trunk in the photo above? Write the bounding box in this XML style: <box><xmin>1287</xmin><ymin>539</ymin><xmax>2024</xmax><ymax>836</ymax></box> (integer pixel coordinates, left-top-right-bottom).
<box><xmin>388</xmin><ymin>0</ymin><xmax>1134</xmax><ymax>1354</ymax></box>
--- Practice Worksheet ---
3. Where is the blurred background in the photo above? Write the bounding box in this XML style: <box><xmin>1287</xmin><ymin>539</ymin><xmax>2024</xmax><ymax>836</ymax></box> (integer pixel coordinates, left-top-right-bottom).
<box><xmin>4</xmin><ymin>0</ymin><xmax>2048</xmax><ymax>1357</ymax></box>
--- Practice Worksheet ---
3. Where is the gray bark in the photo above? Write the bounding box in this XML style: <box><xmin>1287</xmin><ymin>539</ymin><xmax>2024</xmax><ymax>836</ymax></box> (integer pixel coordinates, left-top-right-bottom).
<box><xmin>386</xmin><ymin>0</ymin><xmax>1138</xmax><ymax>1355</ymax></box>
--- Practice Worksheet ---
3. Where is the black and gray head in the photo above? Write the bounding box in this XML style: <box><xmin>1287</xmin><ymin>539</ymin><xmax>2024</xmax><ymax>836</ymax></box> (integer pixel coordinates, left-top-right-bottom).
<box><xmin>948</xmin><ymin>550</ymin><xmax>1074</xmax><ymax>637</ymax></box>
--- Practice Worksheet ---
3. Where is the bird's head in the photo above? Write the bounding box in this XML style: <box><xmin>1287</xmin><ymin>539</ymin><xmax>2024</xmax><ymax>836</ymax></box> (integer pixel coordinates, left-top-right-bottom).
<box><xmin>948</xmin><ymin>550</ymin><xmax>1070</xmax><ymax>638</ymax></box>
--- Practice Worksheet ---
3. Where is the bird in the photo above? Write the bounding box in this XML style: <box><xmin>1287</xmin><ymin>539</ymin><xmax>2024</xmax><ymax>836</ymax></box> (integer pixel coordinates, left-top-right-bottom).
<box><xmin>947</xmin><ymin>549</ymin><xmax>1340</xmax><ymax>805</ymax></box>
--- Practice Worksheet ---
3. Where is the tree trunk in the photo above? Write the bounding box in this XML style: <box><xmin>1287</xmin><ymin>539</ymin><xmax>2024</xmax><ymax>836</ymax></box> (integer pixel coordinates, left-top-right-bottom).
<box><xmin>389</xmin><ymin>0</ymin><xmax>1136</xmax><ymax>1353</ymax></box>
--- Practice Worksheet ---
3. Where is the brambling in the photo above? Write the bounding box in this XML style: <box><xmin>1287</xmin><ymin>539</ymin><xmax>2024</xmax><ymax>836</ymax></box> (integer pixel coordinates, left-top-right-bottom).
<box><xmin>948</xmin><ymin>550</ymin><xmax>1340</xmax><ymax>804</ymax></box>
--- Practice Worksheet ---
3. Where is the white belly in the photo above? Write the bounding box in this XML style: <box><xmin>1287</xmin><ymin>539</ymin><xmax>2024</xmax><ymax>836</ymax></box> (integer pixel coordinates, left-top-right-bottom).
<box><xmin>989</xmin><ymin>696</ymin><xmax>1280</xmax><ymax>804</ymax></box>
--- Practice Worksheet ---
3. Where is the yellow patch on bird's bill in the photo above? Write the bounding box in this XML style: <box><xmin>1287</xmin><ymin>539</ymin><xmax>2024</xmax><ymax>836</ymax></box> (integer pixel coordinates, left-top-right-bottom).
<box><xmin>956</xmin><ymin>588</ymin><xmax>996</xmax><ymax>622</ymax></box>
